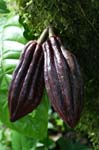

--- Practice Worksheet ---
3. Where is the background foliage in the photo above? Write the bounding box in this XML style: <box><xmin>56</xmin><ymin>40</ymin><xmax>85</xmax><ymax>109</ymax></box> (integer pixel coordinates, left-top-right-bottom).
<box><xmin>0</xmin><ymin>0</ymin><xmax>99</xmax><ymax>149</ymax></box>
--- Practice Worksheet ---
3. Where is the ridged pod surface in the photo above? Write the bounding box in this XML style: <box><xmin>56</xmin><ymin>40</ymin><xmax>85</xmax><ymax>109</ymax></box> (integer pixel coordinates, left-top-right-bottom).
<box><xmin>57</xmin><ymin>37</ymin><xmax>84</xmax><ymax>123</ymax></box>
<box><xmin>43</xmin><ymin>35</ymin><xmax>84</xmax><ymax>128</ymax></box>
<box><xmin>8</xmin><ymin>41</ymin><xmax>44</xmax><ymax>122</ymax></box>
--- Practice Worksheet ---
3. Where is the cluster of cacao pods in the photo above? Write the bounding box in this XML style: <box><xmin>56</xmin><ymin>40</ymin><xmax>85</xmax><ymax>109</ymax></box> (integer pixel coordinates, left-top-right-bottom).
<box><xmin>8</xmin><ymin>27</ymin><xmax>84</xmax><ymax>128</ymax></box>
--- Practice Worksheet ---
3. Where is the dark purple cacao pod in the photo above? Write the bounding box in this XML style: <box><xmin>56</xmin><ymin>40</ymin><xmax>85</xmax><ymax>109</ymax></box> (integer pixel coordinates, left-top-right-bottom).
<box><xmin>43</xmin><ymin>35</ymin><xmax>84</xmax><ymax>128</ymax></box>
<box><xmin>8</xmin><ymin>41</ymin><xmax>44</xmax><ymax>122</ymax></box>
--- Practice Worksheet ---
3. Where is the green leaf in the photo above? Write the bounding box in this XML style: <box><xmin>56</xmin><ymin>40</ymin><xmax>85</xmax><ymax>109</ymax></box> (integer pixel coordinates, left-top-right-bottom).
<box><xmin>40</xmin><ymin>137</ymin><xmax>56</xmax><ymax>149</ymax></box>
<box><xmin>12</xmin><ymin>130</ymin><xmax>37</xmax><ymax>150</ymax></box>
<box><xmin>0</xmin><ymin>143</ymin><xmax>7</xmax><ymax>150</ymax></box>
<box><xmin>57</xmin><ymin>137</ymin><xmax>91</xmax><ymax>150</ymax></box>
<box><xmin>0</xmin><ymin>0</ymin><xmax>9</xmax><ymax>13</ymax></box>
<box><xmin>0</xmin><ymin>15</ymin><xmax>49</xmax><ymax>140</ymax></box>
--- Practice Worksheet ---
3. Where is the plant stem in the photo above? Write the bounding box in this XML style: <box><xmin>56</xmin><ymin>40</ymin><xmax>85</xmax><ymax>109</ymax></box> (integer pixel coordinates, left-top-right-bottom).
<box><xmin>49</xmin><ymin>26</ymin><xmax>55</xmax><ymax>37</ymax></box>
<box><xmin>37</xmin><ymin>27</ymin><xmax>48</xmax><ymax>44</ymax></box>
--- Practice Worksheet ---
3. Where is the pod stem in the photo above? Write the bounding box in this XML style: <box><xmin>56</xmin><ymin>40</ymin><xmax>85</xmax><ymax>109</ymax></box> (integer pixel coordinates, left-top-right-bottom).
<box><xmin>37</xmin><ymin>28</ymin><xmax>48</xmax><ymax>44</ymax></box>
<box><xmin>48</xmin><ymin>26</ymin><xmax>55</xmax><ymax>37</ymax></box>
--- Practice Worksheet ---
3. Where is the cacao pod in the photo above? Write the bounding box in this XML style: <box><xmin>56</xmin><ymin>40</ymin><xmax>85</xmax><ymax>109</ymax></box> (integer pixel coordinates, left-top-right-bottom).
<box><xmin>57</xmin><ymin>37</ymin><xmax>84</xmax><ymax>123</ymax></box>
<box><xmin>8</xmin><ymin>28</ymin><xmax>48</xmax><ymax>122</ymax></box>
<box><xmin>43</xmin><ymin>28</ymin><xmax>84</xmax><ymax>128</ymax></box>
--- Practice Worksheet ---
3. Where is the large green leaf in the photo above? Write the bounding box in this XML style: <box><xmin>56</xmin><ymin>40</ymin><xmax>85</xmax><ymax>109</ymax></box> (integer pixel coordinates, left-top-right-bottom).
<box><xmin>12</xmin><ymin>130</ymin><xmax>37</xmax><ymax>150</ymax></box>
<box><xmin>0</xmin><ymin>15</ymin><xmax>49</xmax><ymax>139</ymax></box>
<box><xmin>0</xmin><ymin>0</ymin><xmax>9</xmax><ymax>13</ymax></box>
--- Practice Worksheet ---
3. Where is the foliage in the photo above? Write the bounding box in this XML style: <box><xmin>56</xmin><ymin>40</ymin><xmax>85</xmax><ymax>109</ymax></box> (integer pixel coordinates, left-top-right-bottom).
<box><xmin>0</xmin><ymin>0</ymin><xmax>9</xmax><ymax>13</ymax></box>
<box><xmin>11</xmin><ymin>130</ymin><xmax>37</xmax><ymax>150</ymax></box>
<box><xmin>57</xmin><ymin>137</ymin><xmax>91</xmax><ymax>150</ymax></box>
<box><xmin>0</xmin><ymin>121</ymin><xmax>11</xmax><ymax>150</ymax></box>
